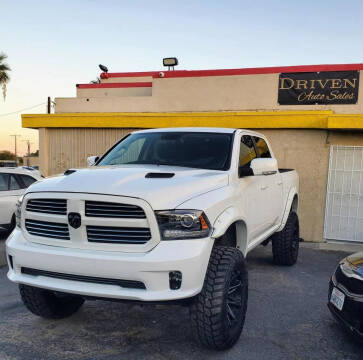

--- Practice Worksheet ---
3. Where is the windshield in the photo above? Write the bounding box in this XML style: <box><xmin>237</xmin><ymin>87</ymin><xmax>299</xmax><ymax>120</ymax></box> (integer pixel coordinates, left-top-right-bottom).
<box><xmin>97</xmin><ymin>132</ymin><xmax>233</xmax><ymax>171</ymax></box>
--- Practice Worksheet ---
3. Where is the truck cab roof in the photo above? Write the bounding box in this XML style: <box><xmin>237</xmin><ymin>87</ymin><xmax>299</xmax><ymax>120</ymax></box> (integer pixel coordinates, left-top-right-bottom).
<box><xmin>133</xmin><ymin>127</ymin><xmax>265</xmax><ymax>138</ymax></box>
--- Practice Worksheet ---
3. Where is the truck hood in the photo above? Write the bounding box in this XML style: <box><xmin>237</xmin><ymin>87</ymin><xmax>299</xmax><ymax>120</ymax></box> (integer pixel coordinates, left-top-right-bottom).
<box><xmin>26</xmin><ymin>165</ymin><xmax>229</xmax><ymax>209</ymax></box>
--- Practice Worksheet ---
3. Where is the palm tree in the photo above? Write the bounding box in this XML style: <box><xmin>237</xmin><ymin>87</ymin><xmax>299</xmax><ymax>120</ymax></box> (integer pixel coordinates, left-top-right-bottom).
<box><xmin>0</xmin><ymin>52</ymin><xmax>11</xmax><ymax>101</ymax></box>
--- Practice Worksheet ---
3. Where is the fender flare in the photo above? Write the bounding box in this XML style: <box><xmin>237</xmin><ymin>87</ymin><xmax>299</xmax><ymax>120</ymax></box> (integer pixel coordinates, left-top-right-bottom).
<box><xmin>212</xmin><ymin>207</ymin><xmax>248</xmax><ymax>256</ymax></box>
<box><xmin>277</xmin><ymin>188</ymin><xmax>298</xmax><ymax>232</ymax></box>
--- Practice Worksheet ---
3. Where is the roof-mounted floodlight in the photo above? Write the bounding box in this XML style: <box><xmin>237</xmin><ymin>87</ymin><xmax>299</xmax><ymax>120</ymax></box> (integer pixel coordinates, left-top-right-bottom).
<box><xmin>163</xmin><ymin>57</ymin><xmax>178</xmax><ymax>71</ymax></box>
<box><xmin>99</xmin><ymin>64</ymin><xmax>108</xmax><ymax>73</ymax></box>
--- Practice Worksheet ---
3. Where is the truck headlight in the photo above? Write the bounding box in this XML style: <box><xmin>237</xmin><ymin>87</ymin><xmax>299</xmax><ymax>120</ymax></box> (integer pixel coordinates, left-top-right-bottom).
<box><xmin>16</xmin><ymin>195</ymin><xmax>24</xmax><ymax>228</ymax></box>
<box><xmin>340</xmin><ymin>258</ymin><xmax>356</xmax><ymax>276</ymax></box>
<box><xmin>155</xmin><ymin>210</ymin><xmax>211</xmax><ymax>240</ymax></box>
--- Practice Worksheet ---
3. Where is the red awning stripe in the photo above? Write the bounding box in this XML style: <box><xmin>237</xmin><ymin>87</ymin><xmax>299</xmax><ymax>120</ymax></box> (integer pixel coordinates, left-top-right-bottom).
<box><xmin>77</xmin><ymin>82</ymin><xmax>152</xmax><ymax>89</ymax></box>
<box><xmin>100</xmin><ymin>63</ymin><xmax>363</xmax><ymax>80</ymax></box>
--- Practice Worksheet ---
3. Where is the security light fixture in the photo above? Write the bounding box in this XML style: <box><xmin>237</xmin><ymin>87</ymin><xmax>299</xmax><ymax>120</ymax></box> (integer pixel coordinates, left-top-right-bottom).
<box><xmin>99</xmin><ymin>64</ymin><xmax>108</xmax><ymax>73</ymax></box>
<box><xmin>163</xmin><ymin>57</ymin><xmax>178</xmax><ymax>71</ymax></box>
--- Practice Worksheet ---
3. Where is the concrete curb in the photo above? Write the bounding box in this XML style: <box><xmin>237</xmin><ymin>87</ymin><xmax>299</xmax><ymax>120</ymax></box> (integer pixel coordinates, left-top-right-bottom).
<box><xmin>301</xmin><ymin>241</ymin><xmax>363</xmax><ymax>253</ymax></box>
<box><xmin>318</xmin><ymin>241</ymin><xmax>363</xmax><ymax>253</ymax></box>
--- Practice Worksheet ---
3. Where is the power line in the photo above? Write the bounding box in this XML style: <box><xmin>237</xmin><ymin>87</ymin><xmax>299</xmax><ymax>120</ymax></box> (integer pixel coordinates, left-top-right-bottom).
<box><xmin>0</xmin><ymin>102</ymin><xmax>46</xmax><ymax>117</ymax></box>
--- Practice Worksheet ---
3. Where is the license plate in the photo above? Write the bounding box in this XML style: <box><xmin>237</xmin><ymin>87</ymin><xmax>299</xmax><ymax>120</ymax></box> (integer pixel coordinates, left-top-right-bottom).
<box><xmin>330</xmin><ymin>287</ymin><xmax>345</xmax><ymax>311</ymax></box>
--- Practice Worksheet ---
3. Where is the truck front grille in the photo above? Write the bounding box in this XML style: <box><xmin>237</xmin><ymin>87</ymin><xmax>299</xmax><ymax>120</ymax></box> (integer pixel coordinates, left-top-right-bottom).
<box><xmin>87</xmin><ymin>225</ymin><xmax>151</xmax><ymax>244</ymax></box>
<box><xmin>26</xmin><ymin>199</ymin><xmax>67</xmax><ymax>215</ymax></box>
<box><xmin>21</xmin><ymin>267</ymin><xmax>146</xmax><ymax>289</ymax></box>
<box><xmin>24</xmin><ymin>195</ymin><xmax>155</xmax><ymax>251</ymax></box>
<box><xmin>25</xmin><ymin>219</ymin><xmax>70</xmax><ymax>240</ymax></box>
<box><xmin>85</xmin><ymin>201</ymin><xmax>146</xmax><ymax>218</ymax></box>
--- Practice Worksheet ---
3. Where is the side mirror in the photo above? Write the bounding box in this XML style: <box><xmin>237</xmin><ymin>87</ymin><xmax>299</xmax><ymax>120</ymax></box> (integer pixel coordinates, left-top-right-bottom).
<box><xmin>87</xmin><ymin>156</ymin><xmax>99</xmax><ymax>167</ymax></box>
<box><xmin>250</xmin><ymin>158</ymin><xmax>278</xmax><ymax>176</ymax></box>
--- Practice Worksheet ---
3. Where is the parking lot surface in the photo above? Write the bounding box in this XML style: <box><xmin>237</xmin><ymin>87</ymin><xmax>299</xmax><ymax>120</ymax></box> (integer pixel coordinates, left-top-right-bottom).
<box><xmin>0</xmin><ymin>240</ymin><xmax>362</xmax><ymax>360</ymax></box>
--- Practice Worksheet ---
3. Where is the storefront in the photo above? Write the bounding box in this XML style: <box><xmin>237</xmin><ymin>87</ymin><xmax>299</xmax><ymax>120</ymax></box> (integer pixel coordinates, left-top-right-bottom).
<box><xmin>22</xmin><ymin>63</ymin><xmax>363</xmax><ymax>243</ymax></box>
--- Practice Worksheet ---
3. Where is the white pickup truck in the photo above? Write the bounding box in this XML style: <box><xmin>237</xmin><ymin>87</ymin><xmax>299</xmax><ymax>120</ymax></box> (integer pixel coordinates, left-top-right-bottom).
<box><xmin>6</xmin><ymin>128</ymin><xmax>299</xmax><ymax>350</ymax></box>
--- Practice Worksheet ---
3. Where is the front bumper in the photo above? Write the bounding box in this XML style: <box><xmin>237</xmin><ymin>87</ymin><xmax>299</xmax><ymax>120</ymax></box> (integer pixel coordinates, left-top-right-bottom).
<box><xmin>6</xmin><ymin>229</ymin><xmax>213</xmax><ymax>301</ymax></box>
<box><xmin>328</xmin><ymin>279</ymin><xmax>363</xmax><ymax>339</ymax></box>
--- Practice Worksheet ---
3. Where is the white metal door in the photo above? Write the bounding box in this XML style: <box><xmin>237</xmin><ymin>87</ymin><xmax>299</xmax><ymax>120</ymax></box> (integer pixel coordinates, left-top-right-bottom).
<box><xmin>324</xmin><ymin>146</ymin><xmax>363</xmax><ymax>242</ymax></box>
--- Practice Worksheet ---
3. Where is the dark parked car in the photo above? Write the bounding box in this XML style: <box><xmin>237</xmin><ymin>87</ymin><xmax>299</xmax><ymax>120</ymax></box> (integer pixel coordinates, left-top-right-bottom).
<box><xmin>328</xmin><ymin>252</ymin><xmax>363</xmax><ymax>339</ymax></box>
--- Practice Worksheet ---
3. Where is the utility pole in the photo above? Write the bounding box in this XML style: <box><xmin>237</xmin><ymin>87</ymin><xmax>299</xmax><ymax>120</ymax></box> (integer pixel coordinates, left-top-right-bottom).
<box><xmin>10</xmin><ymin>134</ymin><xmax>21</xmax><ymax>165</ymax></box>
<box><xmin>22</xmin><ymin>139</ymin><xmax>33</xmax><ymax>166</ymax></box>
<box><xmin>47</xmin><ymin>97</ymin><xmax>51</xmax><ymax>114</ymax></box>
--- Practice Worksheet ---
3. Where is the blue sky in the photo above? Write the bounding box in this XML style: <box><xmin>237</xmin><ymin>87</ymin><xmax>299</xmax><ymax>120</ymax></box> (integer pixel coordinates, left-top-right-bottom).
<box><xmin>1</xmin><ymin>0</ymin><xmax>363</xmax><ymax>154</ymax></box>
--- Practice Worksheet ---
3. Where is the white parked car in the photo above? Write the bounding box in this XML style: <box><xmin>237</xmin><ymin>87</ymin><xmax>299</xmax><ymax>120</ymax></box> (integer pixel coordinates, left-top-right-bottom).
<box><xmin>6</xmin><ymin>128</ymin><xmax>299</xmax><ymax>350</ymax></box>
<box><xmin>0</xmin><ymin>167</ymin><xmax>42</xmax><ymax>235</ymax></box>
<box><xmin>19</xmin><ymin>166</ymin><xmax>42</xmax><ymax>178</ymax></box>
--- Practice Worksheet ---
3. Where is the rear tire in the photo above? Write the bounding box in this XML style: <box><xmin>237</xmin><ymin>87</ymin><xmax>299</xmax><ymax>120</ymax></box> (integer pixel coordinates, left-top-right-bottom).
<box><xmin>190</xmin><ymin>246</ymin><xmax>248</xmax><ymax>350</ymax></box>
<box><xmin>19</xmin><ymin>284</ymin><xmax>84</xmax><ymax>319</ymax></box>
<box><xmin>271</xmin><ymin>211</ymin><xmax>299</xmax><ymax>266</ymax></box>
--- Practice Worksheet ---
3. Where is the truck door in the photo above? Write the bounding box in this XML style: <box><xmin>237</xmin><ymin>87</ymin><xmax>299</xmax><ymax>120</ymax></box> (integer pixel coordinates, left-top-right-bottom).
<box><xmin>253</xmin><ymin>136</ymin><xmax>283</xmax><ymax>228</ymax></box>
<box><xmin>237</xmin><ymin>135</ymin><xmax>270</xmax><ymax>240</ymax></box>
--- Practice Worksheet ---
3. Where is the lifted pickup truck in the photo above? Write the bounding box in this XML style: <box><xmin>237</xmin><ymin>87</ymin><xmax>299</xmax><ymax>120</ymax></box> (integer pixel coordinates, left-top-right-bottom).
<box><xmin>6</xmin><ymin>128</ymin><xmax>299</xmax><ymax>350</ymax></box>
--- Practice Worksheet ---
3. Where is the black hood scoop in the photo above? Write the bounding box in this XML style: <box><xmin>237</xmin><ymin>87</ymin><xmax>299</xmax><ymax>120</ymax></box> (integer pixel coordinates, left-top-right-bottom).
<box><xmin>145</xmin><ymin>172</ymin><xmax>175</xmax><ymax>178</ymax></box>
<box><xmin>64</xmin><ymin>169</ymin><xmax>77</xmax><ymax>176</ymax></box>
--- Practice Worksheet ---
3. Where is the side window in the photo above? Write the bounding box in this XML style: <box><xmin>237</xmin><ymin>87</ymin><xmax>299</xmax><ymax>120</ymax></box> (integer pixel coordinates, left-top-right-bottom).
<box><xmin>253</xmin><ymin>137</ymin><xmax>272</xmax><ymax>158</ymax></box>
<box><xmin>20</xmin><ymin>175</ymin><xmax>37</xmax><ymax>188</ymax></box>
<box><xmin>9</xmin><ymin>175</ymin><xmax>21</xmax><ymax>190</ymax></box>
<box><xmin>0</xmin><ymin>174</ymin><xmax>9</xmax><ymax>191</ymax></box>
<box><xmin>239</xmin><ymin>135</ymin><xmax>257</xmax><ymax>167</ymax></box>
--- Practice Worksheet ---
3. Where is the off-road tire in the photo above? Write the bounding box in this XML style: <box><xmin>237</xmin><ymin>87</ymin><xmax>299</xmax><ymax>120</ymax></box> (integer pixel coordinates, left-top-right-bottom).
<box><xmin>190</xmin><ymin>246</ymin><xmax>248</xmax><ymax>350</ymax></box>
<box><xmin>19</xmin><ymin>284</ymin><xmax>84</xmax><ymax>319</ymax></box>
<box><xmin>271</xmin><ymin>211</ymin><xmax>299</xmax><ymax>266</ymax></box>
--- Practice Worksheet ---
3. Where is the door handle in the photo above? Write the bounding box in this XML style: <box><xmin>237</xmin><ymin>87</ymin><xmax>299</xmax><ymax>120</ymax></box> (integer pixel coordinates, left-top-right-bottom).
<box><xmin>277</xmin><ymin>181</ymin><xmax>282</xmax><ymax>185</ymax></box>
<box><xmin>261</xmin><ymin>185</ymin><xmax>268</xmax><ymax>190</ymax></box>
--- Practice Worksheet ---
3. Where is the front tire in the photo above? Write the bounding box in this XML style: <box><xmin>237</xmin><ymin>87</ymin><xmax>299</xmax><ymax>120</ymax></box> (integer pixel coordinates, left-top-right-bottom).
<box><xmin>19</xmin><ymin>284</ymin><xmax>84</xmax><ymax>319</ymax></box>
<box><xmin>190</xmin><ymin>246</ymin><xmax>248</xmax><ymax>350</ymax></box>
<box><xmin>271</xmin><ymin>211</ymin><xmax>299</xmax><ymax>266</ymax></box>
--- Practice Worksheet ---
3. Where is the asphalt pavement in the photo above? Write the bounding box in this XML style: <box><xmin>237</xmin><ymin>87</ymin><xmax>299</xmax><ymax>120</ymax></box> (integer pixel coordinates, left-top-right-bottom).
<box><xmin>0</xmin><ymin>239</ymin><xmax>362</xmax><ymax>360</ymax></box>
